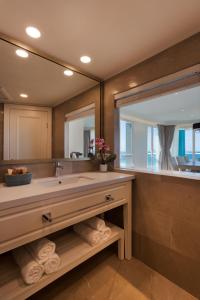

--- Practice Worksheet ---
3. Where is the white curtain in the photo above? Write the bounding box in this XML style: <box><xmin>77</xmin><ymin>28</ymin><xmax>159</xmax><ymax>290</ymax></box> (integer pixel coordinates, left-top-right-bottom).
<box><xmin>158</xmin><ymin>125</ymin><xmax>175</xmax><ymax>170</ymax></box>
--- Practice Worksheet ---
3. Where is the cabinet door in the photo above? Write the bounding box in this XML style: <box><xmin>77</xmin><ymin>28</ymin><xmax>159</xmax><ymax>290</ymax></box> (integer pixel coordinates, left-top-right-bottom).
<box><xmin>4</xmin><ymin>104</ymin><xmax>51</xmax><ymax>159</ymax></box>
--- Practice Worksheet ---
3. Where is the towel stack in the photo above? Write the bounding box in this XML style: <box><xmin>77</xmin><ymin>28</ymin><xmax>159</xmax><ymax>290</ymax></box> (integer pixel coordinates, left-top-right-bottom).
<box><xmin>27</xmin><ymin>238</ymin><xmax>60</xmax><ymax>275</ymax></box>
<box><xmin>12</xmin><ymin>247</ymin><xmax>44</xmax><ymax>285</ymax></box>
<box><xmin>73</xmin><ymin>216</ymin><xmax>111</xmax><ymax>246</ymax></box>
<box><xmin>12</xmin><ymin>238</ymin><xmax>61</xmax><ymax>285</ymax></box>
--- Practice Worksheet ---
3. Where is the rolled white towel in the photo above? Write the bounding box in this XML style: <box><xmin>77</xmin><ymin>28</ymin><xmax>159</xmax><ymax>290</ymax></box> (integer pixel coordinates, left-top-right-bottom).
<box><xmin>84</xmin><ymin>217</ymin><xmax>106</xmax><ymax>231</ymax></box>
<box><xmin>44</xmin><ymin>253</ymin><xmax>61</xmax><ymax>275</ymax></box>
<box><xmin>100</xmin><ymin>226</ymin><xmax>112</xmax><ymax>240</ymax></box>
<box><xmin>27</xmin><ymin>238</ymin><xmax>56</xmax><ymax>264</ymax></box>
<box><xmin>12</xmin><ymin>246</ymin><xmax>44</xmax><ymax>285</ymax></box>
<box><xmin>73</xmin><ymin>223</ymin><xmax>101</xmax><ymax>246</ymax></box>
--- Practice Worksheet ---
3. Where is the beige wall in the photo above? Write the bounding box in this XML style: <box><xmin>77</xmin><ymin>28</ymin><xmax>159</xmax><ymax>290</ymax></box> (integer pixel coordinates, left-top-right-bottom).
<box><xmin>104</xmin><ymin>33</ymin><xmax>200</xmax><ymax>298</ymax></box>
<box><xmin>53</xmin><ymin>84</ymin><xmax>100</xmax><ymax>158</ymax></box>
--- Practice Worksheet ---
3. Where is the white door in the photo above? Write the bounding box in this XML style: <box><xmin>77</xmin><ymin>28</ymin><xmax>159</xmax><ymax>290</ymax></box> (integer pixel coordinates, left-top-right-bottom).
<box><xmin>4</xmin><ymin>105</ymin><xmax>52</xmax><ymax>160</ymax></box>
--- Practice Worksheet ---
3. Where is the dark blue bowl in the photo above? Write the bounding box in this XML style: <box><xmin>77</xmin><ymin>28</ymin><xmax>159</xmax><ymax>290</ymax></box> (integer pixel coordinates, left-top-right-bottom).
<box><xmin>4</xmin><ymin>173</ymin><xmax>32</xmax><ymax>186</ymax></box>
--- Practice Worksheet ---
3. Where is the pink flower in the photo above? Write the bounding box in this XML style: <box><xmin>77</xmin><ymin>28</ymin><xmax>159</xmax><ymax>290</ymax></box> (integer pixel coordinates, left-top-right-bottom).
<box><xmin>95</xmin><ymin>137</ymin><xmax>111</xmax><ymax>153</ymax></box>
<box><xmin>104</xmin><ymin>145</ymin><xmax>110</xmax><ymax>151</ymax></box>
<box><xmin>95</xmin><ymin>138</ymin><xmax>104</xmax><ymax>144</ymax></box>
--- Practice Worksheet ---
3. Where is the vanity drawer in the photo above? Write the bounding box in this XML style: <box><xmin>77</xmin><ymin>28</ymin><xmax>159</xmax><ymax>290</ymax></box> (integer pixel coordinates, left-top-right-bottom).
<box><xmin>0</xmin><ymin>183</ymin><xmax>128</xmax><ymax>245</ymax></box>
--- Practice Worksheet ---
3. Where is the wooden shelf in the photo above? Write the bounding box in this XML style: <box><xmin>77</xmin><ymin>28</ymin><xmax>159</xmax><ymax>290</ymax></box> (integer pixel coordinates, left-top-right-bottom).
<box><xmin>0</xmin><ymin>223</ymin><xmax>124</xmax><ymax>300</ymax></box>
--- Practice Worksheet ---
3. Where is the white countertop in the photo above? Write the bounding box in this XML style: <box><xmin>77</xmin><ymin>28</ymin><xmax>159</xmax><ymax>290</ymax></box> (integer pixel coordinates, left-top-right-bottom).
<box><xmin>118</xmin><ymin>167</ymin><xmax>200</xmax><ymax>180</ymax></box>
<box><xmin>0</xmin><ymin>172</ymin><xmax>134</xmax><ymax>211</ymax></box>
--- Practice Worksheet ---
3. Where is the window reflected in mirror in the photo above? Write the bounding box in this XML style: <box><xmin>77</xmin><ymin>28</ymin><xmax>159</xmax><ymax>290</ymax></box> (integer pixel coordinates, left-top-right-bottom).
<box><xmin>119</xmin><ymin>84</ymin><xmax>200</xmax><ymax>173</ymax></box>
<box><xmin>64</xmin><ymin>105</ymin><xmax>95</xmax><ymax>159</ymax></box>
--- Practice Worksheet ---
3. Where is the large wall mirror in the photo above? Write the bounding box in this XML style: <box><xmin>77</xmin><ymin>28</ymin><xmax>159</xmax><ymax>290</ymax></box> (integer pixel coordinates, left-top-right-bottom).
<box><xmin>116</xmin><ymin>66</ymin><xmax>200</xmax><ymax>174</ymax></box>
<box><xmin>0</xmin><ymin>38</ymin><xmax>101</xmax><ymax>162</ymax></box>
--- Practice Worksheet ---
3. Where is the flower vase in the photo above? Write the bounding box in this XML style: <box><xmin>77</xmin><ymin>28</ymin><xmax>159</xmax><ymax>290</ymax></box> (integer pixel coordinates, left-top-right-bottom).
<box><xmin>99</xmin><ymin>164</ymin><xmax>108</xmax><ymax>172</ymax></box>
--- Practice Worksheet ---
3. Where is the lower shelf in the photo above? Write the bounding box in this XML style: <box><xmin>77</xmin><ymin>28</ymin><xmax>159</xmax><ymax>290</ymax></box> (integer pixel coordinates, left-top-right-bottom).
<box><xmin>0</xmin><ymin>223</ymin><xmax>124</xmax><ymax>300</ymax></box>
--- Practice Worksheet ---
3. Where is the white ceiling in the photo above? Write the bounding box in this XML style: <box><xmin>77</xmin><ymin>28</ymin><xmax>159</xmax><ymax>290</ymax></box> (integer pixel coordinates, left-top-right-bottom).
<box><xmin>0</xmin><ymin>0</ymin><xmax>199</xmax><ymax>79</ymax></box>
<box><xmin>0</xmin><ymin>39</ymin><xmax>97</xmax><ymax>106</ymax></box>
<box><xmin>120</xmin><ymin>85</ymin><xmax>200</xmax><ymax>125</ymax></box>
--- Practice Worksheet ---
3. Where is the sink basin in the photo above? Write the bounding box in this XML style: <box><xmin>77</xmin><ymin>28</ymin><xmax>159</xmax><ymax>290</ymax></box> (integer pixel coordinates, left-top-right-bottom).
<box><xmin>38</xmin><ymin>176</ymin><xmax>94</xmax><ymax>188</ymax></box>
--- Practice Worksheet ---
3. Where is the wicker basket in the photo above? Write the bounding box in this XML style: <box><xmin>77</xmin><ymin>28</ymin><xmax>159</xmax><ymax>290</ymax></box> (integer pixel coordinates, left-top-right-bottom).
<box><xmin>4</xmin><ymin>173</ymin><xmax>32</xmax><ymax>187</ymax></box>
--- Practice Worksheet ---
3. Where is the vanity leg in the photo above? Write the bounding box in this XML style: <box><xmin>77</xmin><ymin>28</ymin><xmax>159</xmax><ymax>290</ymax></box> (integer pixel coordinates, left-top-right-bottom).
<box><xmin>123</xmin><ymin>189</ymin><xmax>132</xmax><ymax>260</ymax></box>
<box><xmin>118</xmin><ymin>233</ymin><xmax>124</xmax><ymax>260</ymax></box>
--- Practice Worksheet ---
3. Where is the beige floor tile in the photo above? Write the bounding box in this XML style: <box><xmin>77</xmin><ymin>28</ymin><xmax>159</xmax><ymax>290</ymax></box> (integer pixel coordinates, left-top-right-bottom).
<box><xmin>111</xmin><ymin>257</ymin><xmax>153</xmax><ymax>298</ymax></box>
<box><xmin>30</xmin><ymin>250</ymin><xmax>197</xmax><ymax>300</ymax></box>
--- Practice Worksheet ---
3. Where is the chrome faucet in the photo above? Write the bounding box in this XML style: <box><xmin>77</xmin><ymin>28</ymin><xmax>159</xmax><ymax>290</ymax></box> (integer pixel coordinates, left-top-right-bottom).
<box><xmin>70</xmin><ymin>151</ymin><xmax>82</xmax><ymax>159</ymax></box>
<box><xmin>55</xmin><ymin>161</ymin><xmax>64</xmax><ymax>177</ymax></box>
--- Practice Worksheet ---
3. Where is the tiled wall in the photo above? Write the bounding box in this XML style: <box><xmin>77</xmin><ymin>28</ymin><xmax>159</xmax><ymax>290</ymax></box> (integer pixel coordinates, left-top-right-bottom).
<box><xmin>103</xmin><ymin>33</ymin><xmax>200</xmax><ymax>298</ymax></box>
<box><xmin>133</xmin><ymin>172</ymin><xmax>200</xmax><ymax>298</ymax></box>
<box><xmin>0</xmin><ymin>104</ymin><xmax>3</xmax><ymax>161</ymax></box>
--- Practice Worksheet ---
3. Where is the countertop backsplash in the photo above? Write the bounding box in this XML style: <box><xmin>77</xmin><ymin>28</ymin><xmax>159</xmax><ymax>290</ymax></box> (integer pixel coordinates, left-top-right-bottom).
<box><xmin>0</xmin><ymin>159</ymin><xmax>98</xmax><ymax>183</ymax></box>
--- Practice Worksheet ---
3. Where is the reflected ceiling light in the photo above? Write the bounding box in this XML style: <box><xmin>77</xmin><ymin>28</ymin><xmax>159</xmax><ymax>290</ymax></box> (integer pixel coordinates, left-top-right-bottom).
<box><xmin>16</xmin><ymin>49</ymin><xmax>29</xmax><ymax>58</ymax></box>
<box><xmin>20</xmin><ymin>93</ymin><xmax>28</xmax><ymax>98</ymax></box>
<box><xmin>180</xmin><ymin>108</ymin><xmax>185</xmax><ymax>112</ymax></box>
<box><xmin>64</xmin><ymin>69</ymin><xmax>74</xmax><ymax>77</ymax></box>
<box><xmin>129</xmin><ymin>82</ymin><xmax>137</xmax><ymax>88</ymax></box>
<box><xmin>26</xmin><ymin>26</ymin><xmax>41</xmax><ymax>38</ymax></box>
<box><xmin>80</xmin><ymin>55</ymin><xmax>91</xmax><ymax>63</ymax></box>
<box><xmin>112</xmin><ymin>90</ymin><xmax>119</xmax><ymax>95</ymax></box>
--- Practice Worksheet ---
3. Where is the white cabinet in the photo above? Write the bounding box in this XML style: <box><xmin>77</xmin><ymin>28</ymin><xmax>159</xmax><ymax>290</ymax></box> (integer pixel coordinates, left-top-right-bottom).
<box><xmin>0</xmin><ymin>179</ymin><xmax>132</xmax><ymax>300</ymax></box>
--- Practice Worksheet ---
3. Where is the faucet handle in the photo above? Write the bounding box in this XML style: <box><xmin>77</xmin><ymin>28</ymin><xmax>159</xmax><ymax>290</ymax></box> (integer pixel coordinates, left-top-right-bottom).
<box><xmin>56</xmin><ymin>161</ymin><xmax>64</xmax><ymax>169</ymax></box>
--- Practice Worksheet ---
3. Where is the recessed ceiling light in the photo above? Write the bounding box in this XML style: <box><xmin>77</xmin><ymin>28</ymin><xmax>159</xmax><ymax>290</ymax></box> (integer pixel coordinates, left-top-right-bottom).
<box><xmin>80</xmin><ymin>56</ymin><xmax>91</xmax><ymax>64</ymax></box>
<box><xmin>20</xmin><ymin>93</ymin><xmax>28</xmax><ymax>98</ymax></box>
<box><xmin>64</xmin><ymin>69</ymin><xmax>74</xmax><ymax>77</ymax></box>
<box><xmin>26</xmin><ymin>26</ymin><xmax>41</xmax><ymax>38</ymax></box>
<box><xmin>16</xmin><ymin>49</ymin><xmax>29</xmax><ymax>58</ymax></box>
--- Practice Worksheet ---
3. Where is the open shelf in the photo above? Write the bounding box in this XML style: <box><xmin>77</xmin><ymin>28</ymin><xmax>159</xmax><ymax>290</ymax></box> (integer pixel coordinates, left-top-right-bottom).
<box><xmin>0</xmin><ymin>223</ymin><xmax>124</xmax><ymax>300</ymax></box>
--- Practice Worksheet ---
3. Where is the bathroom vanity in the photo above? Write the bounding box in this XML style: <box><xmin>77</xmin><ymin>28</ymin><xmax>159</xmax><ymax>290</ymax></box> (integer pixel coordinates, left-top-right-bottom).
<box><xmin>0</xmin><ymin>172</ymin><xmax>134</xmax><ymax>300</ymax></box>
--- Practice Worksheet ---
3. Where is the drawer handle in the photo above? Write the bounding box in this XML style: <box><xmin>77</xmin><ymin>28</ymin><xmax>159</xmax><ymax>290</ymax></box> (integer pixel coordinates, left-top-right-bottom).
<box><xmin>42</xmin><ymin>213</ymin><xmax>52</xmax><ymax>223</ymax></box>
<box><xmin>105</xmin><ymin>194</ymin><xmax>114</xmax><ymax>201</ymax></box>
